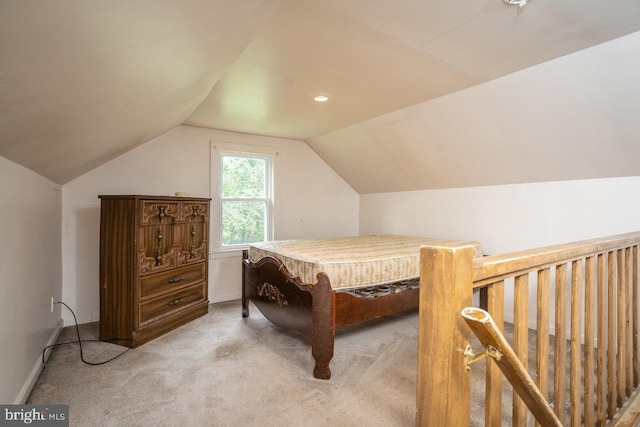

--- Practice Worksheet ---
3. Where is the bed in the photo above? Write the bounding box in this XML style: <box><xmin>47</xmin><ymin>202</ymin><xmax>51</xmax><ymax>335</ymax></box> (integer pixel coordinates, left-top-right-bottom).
<box><xmin>242</xmin><ymin>234</ymin><xmax>482</xmax><ymax>379</ymax></box>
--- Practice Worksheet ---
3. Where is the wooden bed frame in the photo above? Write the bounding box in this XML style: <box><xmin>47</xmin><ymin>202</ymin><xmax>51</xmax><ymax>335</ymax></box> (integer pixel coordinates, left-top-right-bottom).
<box><xmin>242</xmin><ymin>250</ymin><xmax>420</xmax><ymax>379</ymax></box>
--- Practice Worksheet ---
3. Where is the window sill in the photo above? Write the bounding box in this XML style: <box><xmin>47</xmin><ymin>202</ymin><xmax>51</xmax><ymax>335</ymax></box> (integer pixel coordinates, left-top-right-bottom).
<box><xmin>208</xmin><ymin>249</ymin><xmax>245</xmax><ymax>259</ymax></box>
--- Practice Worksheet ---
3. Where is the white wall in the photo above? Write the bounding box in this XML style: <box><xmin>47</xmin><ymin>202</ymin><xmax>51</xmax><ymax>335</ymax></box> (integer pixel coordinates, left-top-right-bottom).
<box><xmin>360</xmin><ymin>177</ymin><xmax>640</xmax><ymax>255</ymax></box>
<box><xmin>0</xmin><ymin>156</ymin><xmax>63</xmax><ymax>404</ymax></box>
<box><xmin>62</xmin><ymin>126</ymin><xmax>359</xmax><ymax>324</ymax></box>
<box><xmin>360</xmin><ymin>176</ymin><xmax>640</xmax><ymax>327</ymax></box>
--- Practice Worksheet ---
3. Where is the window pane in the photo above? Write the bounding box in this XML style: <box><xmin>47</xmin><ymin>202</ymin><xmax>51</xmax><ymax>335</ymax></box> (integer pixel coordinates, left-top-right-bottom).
<box><xmin>221</xmin><ymin>200</ymin><xmax>266</xmax><ymax>246</ymax></box>
<box><xmin>221</xmin><ymin>155</ymin><xmax>266</xmax><ymax>198</ymax></box>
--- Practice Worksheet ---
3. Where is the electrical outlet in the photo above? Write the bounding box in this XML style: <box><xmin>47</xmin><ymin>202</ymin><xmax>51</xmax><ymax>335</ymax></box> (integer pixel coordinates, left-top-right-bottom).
<box><xmin>50</xmin><ymin>296</ymin><xmax>55</xmax><ymax>313</ymax></box>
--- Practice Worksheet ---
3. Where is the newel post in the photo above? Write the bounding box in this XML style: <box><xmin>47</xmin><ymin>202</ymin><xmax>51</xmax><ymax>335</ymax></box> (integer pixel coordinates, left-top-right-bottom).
<box><xmin>416</xmin><ymin>244</ymin><xmax>475</xmax><ymax>427</ymax></box>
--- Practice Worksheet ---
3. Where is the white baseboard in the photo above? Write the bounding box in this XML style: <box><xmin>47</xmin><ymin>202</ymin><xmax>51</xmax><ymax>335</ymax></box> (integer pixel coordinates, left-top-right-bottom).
<box><xmin>209</xmin><ymin>293</ymin><xmax>241</xmax><ymax>304</ymax></box>
<box><xmin>62</xmin><ymin>312</ymin><xmax>99</xmax><ymax>326</ymax></box>
<box><xmin>15</xmin><ymin>319</ymin><xmax>64</xmax><ymax>404</ymax></box>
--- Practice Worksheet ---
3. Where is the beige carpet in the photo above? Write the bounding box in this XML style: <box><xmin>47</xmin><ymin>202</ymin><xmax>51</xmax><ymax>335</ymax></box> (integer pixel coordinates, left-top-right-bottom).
<box><xmin>28</xmin><ymin>300</ymin><xmax>530</xmax><ymax>426</ymax></box>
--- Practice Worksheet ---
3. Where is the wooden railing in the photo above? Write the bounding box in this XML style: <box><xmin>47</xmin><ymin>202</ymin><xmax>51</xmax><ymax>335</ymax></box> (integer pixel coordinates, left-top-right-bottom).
<box><xmin>416</xmin><ymin>232</ymin><xmax>640</xmax><ymax>426</ymax></box>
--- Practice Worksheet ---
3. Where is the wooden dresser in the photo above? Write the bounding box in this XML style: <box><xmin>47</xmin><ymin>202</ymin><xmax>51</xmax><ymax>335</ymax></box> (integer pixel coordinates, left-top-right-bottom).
<box><xmin>99</xmin><ymin>195</ymin><xmax>210</xmax><ymax>346</ymax></box>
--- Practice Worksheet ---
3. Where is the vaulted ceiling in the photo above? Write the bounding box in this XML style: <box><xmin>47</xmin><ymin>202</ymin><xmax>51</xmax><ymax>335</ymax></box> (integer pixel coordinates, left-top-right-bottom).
<box><xmin>1</xmin><ymin>0</ymin><xmax>640</xmax><ymax>190</ymax></box>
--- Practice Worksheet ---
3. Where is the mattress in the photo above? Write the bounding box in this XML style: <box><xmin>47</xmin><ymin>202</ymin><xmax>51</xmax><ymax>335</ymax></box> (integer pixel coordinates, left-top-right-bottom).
<box><xmin>248</xmin><ymin>235</ymin><xmax>483</xmax><ymax>290</ymax></box>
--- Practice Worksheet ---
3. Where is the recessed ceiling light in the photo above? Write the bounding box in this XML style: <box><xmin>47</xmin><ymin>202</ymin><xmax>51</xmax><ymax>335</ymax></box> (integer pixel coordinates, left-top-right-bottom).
<box><xmin>314</xmin><ymin>94</ymin><xmax>329</xmax><ymax>102</ymax></box>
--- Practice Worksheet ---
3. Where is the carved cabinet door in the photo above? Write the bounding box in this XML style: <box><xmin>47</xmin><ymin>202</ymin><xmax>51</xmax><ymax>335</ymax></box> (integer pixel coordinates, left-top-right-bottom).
<box><xmin>179</xmin><ymin>202</ymin><xmax>209</xmax><ymax>266</ymax></box>
<box><xmin>139</xmin><ymin>201</ymin><xmax>180</xmax><ymax>275</ymax></box>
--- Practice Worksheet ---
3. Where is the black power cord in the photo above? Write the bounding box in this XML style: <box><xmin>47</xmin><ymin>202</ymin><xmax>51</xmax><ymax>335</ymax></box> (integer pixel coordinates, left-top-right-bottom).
<box><xmin>42</xmin><ymin>301</ymin><xmax>134</xmax><ymax>366</ymax></box>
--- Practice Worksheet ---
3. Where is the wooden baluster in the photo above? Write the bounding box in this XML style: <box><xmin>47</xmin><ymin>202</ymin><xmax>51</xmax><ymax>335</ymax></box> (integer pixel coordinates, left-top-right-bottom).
<box><xmin>535</xmin><ymin>268</ymin><xmax>550</xmax><ymax>427</ymax></box>
<box><xmin>608</xmin><ymin>251</ymin><xmax>617</xmax><ymax>418</ymax></box>
<box><xmin>631</xmin><ymin>246</ymin><xmax>640</xmax><ymax>387</ymax></box>
<box><xmin>554</xmin><ymin>263</ymin><xmax>567</xmax><ymax>424</ymax></box>
<box><xmin>617</xmin><ymin>249</ymin><xmax>626</xmax><ymax>407</ymax></box>
<box><xmin>625</xmin><ymin>247</ymin><xmax>633</xmax><ymax>396</ymax></box>
<box><xmin>485</xmin><ymin>281</ymin><xmax>505</xmax><ymax>427</ymax></box>
<box><xmin>596</xmin><ymin>253</ymin><xmax>608</xmax><ymax>426</ymax></box>
<box><xmin>513</xmin><ymin>274</ymin><xmax>529</xmax><ymax>426</ymax></box>
<box><xmin>570</xmin><ymin>260</ymin><xmax>583</xmax><ymax>426</ymax></box>
<box><xmin>584</xmin><ymin>255</ymin><xmax>596</xmax><ymax>427</ymax></box>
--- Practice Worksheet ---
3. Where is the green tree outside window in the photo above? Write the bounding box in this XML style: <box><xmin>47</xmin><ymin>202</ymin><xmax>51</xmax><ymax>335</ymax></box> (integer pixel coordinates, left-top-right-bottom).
<box><xmin>220</xmin><ymin>154</ymin><xmax>270</xmax><ymax>246</ymax></box>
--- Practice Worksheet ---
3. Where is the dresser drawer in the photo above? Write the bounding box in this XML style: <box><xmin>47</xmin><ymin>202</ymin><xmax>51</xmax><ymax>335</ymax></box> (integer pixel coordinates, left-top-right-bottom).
<box><xmin>139</xmin><ymin>283</ymin><xmax>206</xmax><ymax>325</ymax></box>
<box><xmin>140</xmin><ymin>263</ymin><xmax>205</xmax><ymax>299</ymax></box>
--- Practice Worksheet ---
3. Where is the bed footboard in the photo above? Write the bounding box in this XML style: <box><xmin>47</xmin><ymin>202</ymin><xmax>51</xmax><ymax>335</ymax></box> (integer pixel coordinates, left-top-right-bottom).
<box><xmin>242</xmin><ymin>250</ymin><xmax>335</xmax><ymax>379</ymax></box>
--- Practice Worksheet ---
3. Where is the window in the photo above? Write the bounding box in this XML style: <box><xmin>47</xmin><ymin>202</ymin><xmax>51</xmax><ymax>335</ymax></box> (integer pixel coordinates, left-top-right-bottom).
<box><xmin>218</xmin><ymin>151</ymin><xmax>272</xmax><ymax>248</ymax></box>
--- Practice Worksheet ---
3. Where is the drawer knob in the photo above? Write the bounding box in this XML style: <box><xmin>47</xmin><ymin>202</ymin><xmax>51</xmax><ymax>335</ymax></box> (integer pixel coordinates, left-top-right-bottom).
<box><xmin>169</xmin><ymin>276</ymin><xmax>184</xmax><ymax>284</ymax></box>
<box><xmin>168</xmin><ymin>298</ymin><xmax>184</xmax><ymax>307</ymax></box>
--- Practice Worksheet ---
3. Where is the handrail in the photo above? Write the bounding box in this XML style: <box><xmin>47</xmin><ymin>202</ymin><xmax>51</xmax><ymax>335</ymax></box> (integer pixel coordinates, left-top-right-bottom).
<box><xmin>461</xmin><ymin>307</ymin><xmax>562</xmax><ymax>427</ymax></box>
<box><xmin>473</xmin><ymin>231</ymin><xmax>640</xmax><ymax>286</ymax></box>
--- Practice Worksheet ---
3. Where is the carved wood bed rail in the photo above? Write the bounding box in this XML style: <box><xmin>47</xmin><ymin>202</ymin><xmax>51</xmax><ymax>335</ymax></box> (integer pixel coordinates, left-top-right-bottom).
<box><xmin>416</xmin><ymin>232</ymin><xmax>640</xmax><ymax>426</ymax></box>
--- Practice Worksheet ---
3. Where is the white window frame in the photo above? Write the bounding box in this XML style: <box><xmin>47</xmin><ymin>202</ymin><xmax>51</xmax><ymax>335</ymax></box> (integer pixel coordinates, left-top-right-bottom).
<box><xmin>210</xmin><ymin>142</ymin><xmax>275</xmax><ymax>254</ymax></box>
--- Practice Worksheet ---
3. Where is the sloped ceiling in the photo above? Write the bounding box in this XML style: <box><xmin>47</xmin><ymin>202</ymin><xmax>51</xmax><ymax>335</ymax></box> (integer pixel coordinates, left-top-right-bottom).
<box><xmin>0</xmin><ymin>0</ymin><xmax>279</xmax><ymax>184</ymax></box>
<box><xmin>1</xmin><ymin>0</ymin><xmax>640</xmax><ymax>190</ymax></box>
